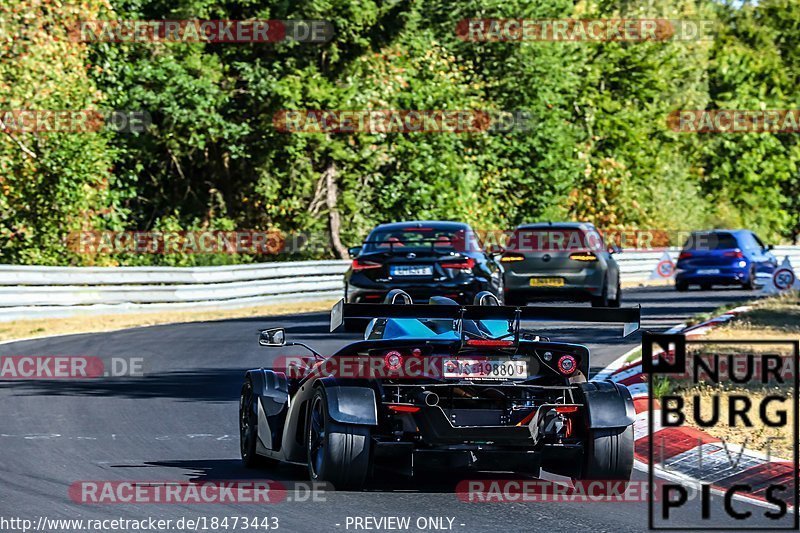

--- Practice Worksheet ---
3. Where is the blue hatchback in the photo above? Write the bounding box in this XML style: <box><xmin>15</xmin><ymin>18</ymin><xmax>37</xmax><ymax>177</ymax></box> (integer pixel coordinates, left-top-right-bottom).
<box><xmin>675</xmin><ymin>230</ymin><xmax>777</xmax><ymax>291</ymax></box>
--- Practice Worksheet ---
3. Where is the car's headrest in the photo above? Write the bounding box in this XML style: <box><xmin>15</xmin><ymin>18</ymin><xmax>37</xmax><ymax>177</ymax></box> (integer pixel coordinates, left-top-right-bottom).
<box><xmin>428</xmin><ymin>296</ymin><xmax>459</xmax><ymax>306</ymax></box>
<box><xmin>383</xmin><ymin>289</ymin><xmax>412</xmax><ymax>305</ymax></box>
<box><xmin>473</xmin><ymin>291</ymin><xmax>500</xmax><ymax>306</ymax></box>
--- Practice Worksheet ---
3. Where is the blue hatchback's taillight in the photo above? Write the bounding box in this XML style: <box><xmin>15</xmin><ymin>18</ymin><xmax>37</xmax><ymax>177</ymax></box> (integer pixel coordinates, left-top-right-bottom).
<box><xmin>723</xmin><ymin>250</ymin><xmax>744</xmax><ymax>259</ymax></box>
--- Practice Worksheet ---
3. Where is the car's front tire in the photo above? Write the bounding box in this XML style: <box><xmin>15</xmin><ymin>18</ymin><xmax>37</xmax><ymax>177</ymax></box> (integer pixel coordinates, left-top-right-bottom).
<box><xmin>240</xmin><ymin>378</ymin><xmax>276</xmax><ymax>468</ymax></box>
<box><xmin>306</xmin><ymin>388</ymin><xmax>371</xmax><ymax>490</ymax></box>
<box><xmin>675</xmin><ymin>280</ymin><xmax>688</xmax><ymax>292</ymax></box>
<box><xmin>576</xmin><ymin>425</ymin><xmax>634</xmax><ymax>481</ymax></box>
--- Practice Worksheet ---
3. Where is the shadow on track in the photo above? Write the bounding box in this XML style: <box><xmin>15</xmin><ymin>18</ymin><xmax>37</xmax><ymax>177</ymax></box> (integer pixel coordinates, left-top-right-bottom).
<box><xmin>122</xmin><ymin>459</ymin><xmax>536</xmax><ymax>494</ymax></box>
<box><xmin>0</xmin><ymin>368</ymin><xmax>244</xmax><ymax>402</ymax></box>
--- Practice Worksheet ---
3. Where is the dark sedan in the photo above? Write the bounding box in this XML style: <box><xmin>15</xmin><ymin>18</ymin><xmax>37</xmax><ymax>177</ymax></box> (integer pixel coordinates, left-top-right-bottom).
<box><xmin>344</xmin><ymin>221</ymin><xmax>503</xmax><ymax>305</ymax></box>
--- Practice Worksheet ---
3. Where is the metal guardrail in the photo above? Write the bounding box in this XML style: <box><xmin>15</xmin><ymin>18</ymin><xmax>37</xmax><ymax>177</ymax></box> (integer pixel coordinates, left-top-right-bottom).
<box><xmin>0</xmin><ymin>247</ymin><xmax>797</xmax><ymax>322</ymax></box>
<box><xmin>0</xmin><ymin>260</ymin><xmax>350</xmax><ymax>322</ymax></box>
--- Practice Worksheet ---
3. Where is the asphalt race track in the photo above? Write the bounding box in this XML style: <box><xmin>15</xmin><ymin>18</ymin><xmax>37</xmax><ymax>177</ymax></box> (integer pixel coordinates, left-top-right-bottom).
<box><xmin>0</xmin><ymin>286</ymin><xmax>780</xmax><ymax>532</ymax></box>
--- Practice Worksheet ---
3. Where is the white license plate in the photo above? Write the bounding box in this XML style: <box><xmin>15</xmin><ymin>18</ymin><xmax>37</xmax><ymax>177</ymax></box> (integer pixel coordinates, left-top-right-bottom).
<box><xmin>390</xmin><ymin>265</ymin><xmax>433</xmax><ymax>276</ymax></box>
<box><xmin>443</xmin><ymin>359</ymin><xmax>528</xmax><ymax>380</ymax></box>
<box><xmin>696</xmin><ymin>268</ymin><xmax>720</xmax><ymax>275</ymax></box>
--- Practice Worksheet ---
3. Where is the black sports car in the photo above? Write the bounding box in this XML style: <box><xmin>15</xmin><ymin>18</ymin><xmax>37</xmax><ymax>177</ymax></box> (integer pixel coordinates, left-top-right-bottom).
<box><xmin>239</xmin><ymin>291</ymin><xmax>639</xmax><ymax>489</ymax></box>
<box><xmin>343</xmin><ymin>221</ymin><xmax>503</xmax><ymax>305</ymax></box>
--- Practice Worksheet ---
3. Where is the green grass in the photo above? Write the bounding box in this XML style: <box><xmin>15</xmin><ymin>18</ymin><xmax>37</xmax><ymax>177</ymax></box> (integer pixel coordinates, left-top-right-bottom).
<box><xmin>625</xmin><ymin>347</ymin><xmax>642</xmax><ymax>363</ymax></box>
<box><xmin>651</xmin><ymin>376</ymin><xmax>673</xmax><ymax>398</ymax></box>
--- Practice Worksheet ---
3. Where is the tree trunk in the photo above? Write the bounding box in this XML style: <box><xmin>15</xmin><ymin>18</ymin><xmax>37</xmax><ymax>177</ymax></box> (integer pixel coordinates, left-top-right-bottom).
<box><xmin>324</xmin><ymin>161</ymin><xmax>348</xmax><ymax>259</ymax></box>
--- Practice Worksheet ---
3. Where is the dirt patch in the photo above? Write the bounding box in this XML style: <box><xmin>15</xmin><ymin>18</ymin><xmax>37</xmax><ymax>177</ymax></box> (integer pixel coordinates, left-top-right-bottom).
<box><xmin>705</xmin><ymin>292</ymin><xmax>800</xmax><ymax>341</ymax></box>
<box><xmin>671</xmin><ymin>384</ymin><xmax>794</xmax><ymax>460</ymax></box>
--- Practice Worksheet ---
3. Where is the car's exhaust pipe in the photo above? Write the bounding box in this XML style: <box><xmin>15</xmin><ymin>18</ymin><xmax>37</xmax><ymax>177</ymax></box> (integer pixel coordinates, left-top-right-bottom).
<box><xmin>416</xmin><ymin>391</ymin><xmax>439</xmax><ymax>407</ymax></box>
<box><xmin>425</xmin><ymin>392</ymin><xmax>439</xmax><ymax>407</ymax></box>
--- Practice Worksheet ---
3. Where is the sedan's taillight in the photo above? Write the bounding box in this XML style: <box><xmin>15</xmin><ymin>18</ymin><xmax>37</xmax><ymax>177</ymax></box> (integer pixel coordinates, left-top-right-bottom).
<box><xmin>352</xmin><ymin>259</ymin><xmax>382</xmax><ymax>271</ymax></box>
<box><xmin>440</xmin><ymin>257</ymin><xmax>476</xmax><ymax>269</ymax></box>
<box><xmin>678</xmin><ymin>251</ymin><xmax>692</xmax><ymax>260</ymax></box>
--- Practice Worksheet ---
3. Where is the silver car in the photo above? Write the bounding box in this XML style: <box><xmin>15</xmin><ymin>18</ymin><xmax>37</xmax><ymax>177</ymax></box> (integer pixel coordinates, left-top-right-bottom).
<box><xmin>500</xmin><ymin>222</ymin><xmax>621</xmax><ymax>307</ymax></box>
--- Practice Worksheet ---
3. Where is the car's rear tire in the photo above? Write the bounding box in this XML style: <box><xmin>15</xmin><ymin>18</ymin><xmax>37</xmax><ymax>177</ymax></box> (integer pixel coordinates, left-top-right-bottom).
<box><xmin>307</xmin><ymin>389</ymin><xmax>371</xmax><ymax>490</ymax></box>
<box><xmin>744</xmin><ymin>267</ymin><xmax>757</xmax><ymax>290</ymax></box>
<box><xmin>675</xmin><ymin>280</ymin><xmax>688</xmax><ymax>292</ymax></box>
<box><xmin>608</xmin><ymin>277</ymin><xmax>621</xmax><ymax>307</ymax></box>
<box><xmin>577</xmin><ymin>425</ymin><xmax>634</xmax><ymax>481</ymax></box>
<box><xmin>590</xmin><ymin>280</ymin><xmax>609</xmax><ymax>307</ymax></box>
<box><xmin>240</xmin><ymin>379</ymin><xmax>277</xmax><ymax>468</ymax></box>
<box><xmin>700</xmin><ymin>283</ymin><xmax>712</xmax><ymax>291</ymax></box>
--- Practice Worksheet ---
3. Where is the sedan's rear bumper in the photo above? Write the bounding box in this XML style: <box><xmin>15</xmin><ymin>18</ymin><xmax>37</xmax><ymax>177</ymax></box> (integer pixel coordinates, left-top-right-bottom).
<box><xmin>503</xmin><ymin>269</ymin><xmax>604</xmax><ymax>297</ymax></box>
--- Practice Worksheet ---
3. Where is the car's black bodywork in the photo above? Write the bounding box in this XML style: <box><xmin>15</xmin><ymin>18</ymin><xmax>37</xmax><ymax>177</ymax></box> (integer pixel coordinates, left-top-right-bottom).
<box><xmin>343</xmin><ymin>221</ymin><xmax>503</xmax><ymax>305</ymax></box>
<box><xmin>240</xmin><ymin>294</ymin><xmax>639</xmax><ymax>489</ymax></box>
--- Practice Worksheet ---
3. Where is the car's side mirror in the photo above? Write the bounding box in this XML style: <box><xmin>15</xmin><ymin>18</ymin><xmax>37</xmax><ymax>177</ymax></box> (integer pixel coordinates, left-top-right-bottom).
<box><xmin>347</xmin><ymin>246</ymin><xmax>362</xmax><ymax>258</ymax></box>
<box><xmin>608</xmin><ymin>244</ymin><xmax>622</xmax><ymax>254</ymax></box>
<box><xmin>259</xmin><ymin>327</ymin><xmax>286</xmax><ymax>347</ymax></box>
<box><xmin>766</xmin><ymin>244</ymin><xmax>775</xmax><ymax>251</ymax></box>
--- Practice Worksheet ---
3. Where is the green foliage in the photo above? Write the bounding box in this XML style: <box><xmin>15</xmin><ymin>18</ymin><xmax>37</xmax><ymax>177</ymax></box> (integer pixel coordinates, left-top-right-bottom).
<box><xmin>701</xmin><ymin>0</ymin><xmax>800</xmax><ymax>242</ymax></box>
<box><xmin>1</xmin><ymin>0</ymin><xmax>798</xmax><ymax>265</ymax></box>
<box><xmin>0</xmin><ymin>0</ymin><xmax>117</xmax><ymax>265</ymax></box>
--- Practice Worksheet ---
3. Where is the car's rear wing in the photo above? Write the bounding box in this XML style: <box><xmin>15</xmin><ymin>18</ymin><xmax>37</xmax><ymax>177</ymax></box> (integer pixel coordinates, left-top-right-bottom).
<box><xmin>330</xmin><ymin>299</ymin><xmax>641</xmax><ymax>338</ymax></box>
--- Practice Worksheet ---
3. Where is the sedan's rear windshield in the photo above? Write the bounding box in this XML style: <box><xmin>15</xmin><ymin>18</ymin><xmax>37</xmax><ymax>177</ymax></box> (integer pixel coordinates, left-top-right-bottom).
<box><xmin>507</xmin><ymin>228</ymin><xmax>603</xmax><ymax>252</ymax></box>
<box><xmin>362</xmin><ymin>228</ymin><xmax>475</xmax><ymax>252</ymax></box>
<box><xmin>683</xmin><ymin>232</ymin><xmax>739</xmax><ymax>250</ymax></box>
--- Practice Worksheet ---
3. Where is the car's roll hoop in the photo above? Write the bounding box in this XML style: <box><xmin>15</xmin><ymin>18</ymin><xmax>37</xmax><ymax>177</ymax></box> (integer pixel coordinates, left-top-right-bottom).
<box><xmin>329</xmin><ymin>298</ymin><xmax>641</xmax><ymax>338</ymax></box>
